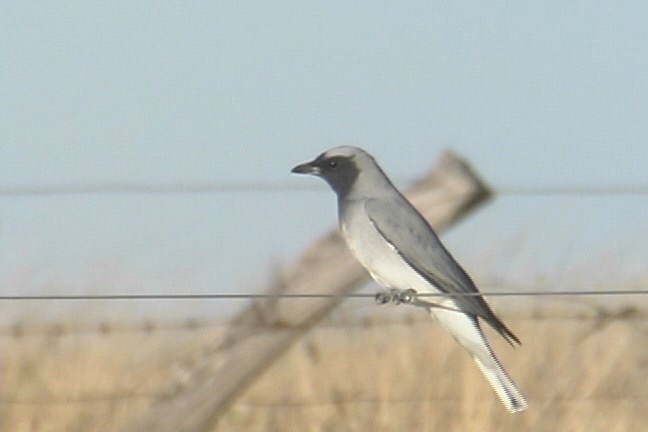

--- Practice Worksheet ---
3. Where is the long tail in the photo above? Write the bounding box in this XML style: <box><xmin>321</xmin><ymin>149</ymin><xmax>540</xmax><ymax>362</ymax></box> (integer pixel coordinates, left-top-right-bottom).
<box><xmin>472</xmin><ymin>351</ymin><xmax>528</xmax><ymax>413</ymax></box>
<box><xmin>429</xmin><ymin>299</ymin><xmax>528</xmax><ymax>413</ymax></box>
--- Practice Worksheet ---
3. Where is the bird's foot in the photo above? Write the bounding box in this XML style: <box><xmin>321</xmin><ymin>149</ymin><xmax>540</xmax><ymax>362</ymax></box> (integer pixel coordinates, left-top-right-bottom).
<box><xmin>396</xmin><ymin>288</ymin><xmax>418</xmax><ymax>305</ymax></box>
<box><xmin>374</xmin><ymin>288</ymin><xmax>418</xmax><ymax>305</ymax></box>
<box><xmin>375</xmin><ymin>288</ymin><xmax>400</xmax><ymax>305</ymax></box>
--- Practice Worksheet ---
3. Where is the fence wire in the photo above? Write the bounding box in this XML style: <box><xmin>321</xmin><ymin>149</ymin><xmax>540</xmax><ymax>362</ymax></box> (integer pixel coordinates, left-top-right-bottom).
<box><xmin>0</xmin><ymin>289</ymin><xmax>646</xmax><ymax>301</ymax></box>
<box><xmin>1</xmin><ymin>308</ymin><xmax>645</xmax><ymax>338</ymax></box>
<box><xmin>1</xmin><ymin>182</ymin><xmax>647</xmax><ymax>196</ymax></box>
<box><xmin>1</xmin><ymin>393</ymin><xmax>645</xmax><ymax>406</ymax></box>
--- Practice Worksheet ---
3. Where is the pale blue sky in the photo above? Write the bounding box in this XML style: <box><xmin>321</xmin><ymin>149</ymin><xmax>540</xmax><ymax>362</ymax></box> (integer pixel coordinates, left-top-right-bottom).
<box><xmin>1</xmin><ymin>2</ymin><xmax>646</xmax><ymax>322</ymax></box>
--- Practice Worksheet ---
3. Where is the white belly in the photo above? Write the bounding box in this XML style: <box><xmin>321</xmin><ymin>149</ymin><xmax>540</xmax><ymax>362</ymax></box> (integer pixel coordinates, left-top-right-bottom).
<box><xmin>340</xmin><ymin>203</ymin><xmax>432</xmax><ymax>293</ymax></box>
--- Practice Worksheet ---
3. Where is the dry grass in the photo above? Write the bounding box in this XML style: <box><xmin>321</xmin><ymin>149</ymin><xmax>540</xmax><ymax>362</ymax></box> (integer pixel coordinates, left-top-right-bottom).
<box><xmin>1</xmin><ymin>306</ymin><xmax>647</xmax><ymax>432</ymax></box>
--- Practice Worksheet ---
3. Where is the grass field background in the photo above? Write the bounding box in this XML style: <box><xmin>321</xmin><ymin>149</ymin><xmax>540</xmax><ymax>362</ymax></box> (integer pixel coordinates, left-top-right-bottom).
<box><xmin>2</xmin><ymin>298</ymin><xmax>646</xmax><ymax>432</ymax></box>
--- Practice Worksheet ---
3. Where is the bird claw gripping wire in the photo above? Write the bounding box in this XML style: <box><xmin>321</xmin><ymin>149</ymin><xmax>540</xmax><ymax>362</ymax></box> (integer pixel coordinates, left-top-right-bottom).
<box><xmin>374</xmin><ymin>288</ymin><xmax>418</xmax><ymax>305</ymax></box>
<box><xmin>397</xmin><ymin>288</ymin><xmax>417</xmax><ymax>304</ymax></box>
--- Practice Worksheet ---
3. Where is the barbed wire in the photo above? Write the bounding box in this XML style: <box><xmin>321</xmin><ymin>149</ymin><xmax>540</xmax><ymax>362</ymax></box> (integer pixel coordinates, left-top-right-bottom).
<box><xmin>0</xmin><ymin>289</ymin><xmax>646</xmax><ymax>301</ymax></box>
<box><xmin>1</xmin><ymin>306</ymin><xmax>644</xmax><ymax>338</ymax></box>
<box><xmin>0</xmin><ymin>318</ymin><xmax>215</xmax><ymax>337</ymax></box>
<box><xmin>1</xmin><ymin>182</ymin><xmax>647</xmax><ymax>196</ymax></box>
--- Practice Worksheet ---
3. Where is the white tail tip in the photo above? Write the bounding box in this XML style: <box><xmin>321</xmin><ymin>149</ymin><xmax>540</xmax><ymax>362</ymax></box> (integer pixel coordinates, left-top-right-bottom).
<box><xmin>473</xmin><ymin>356</ymin><xmax>528</xmax><ymax>413</ymax></box>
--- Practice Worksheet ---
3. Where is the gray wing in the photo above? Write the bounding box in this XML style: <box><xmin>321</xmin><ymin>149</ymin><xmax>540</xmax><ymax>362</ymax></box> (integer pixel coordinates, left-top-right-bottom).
<box><xmin>365</xmin><ymin>197</ymin><xmax>520</xmax><ymax>345</ymax></box>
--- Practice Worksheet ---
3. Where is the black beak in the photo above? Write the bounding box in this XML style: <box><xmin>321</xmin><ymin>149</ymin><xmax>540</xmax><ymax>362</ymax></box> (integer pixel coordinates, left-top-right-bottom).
<box><xmin>291</xmin><ymin>161</ymin><xmax>320</xmax><ymax>175</ymax></box>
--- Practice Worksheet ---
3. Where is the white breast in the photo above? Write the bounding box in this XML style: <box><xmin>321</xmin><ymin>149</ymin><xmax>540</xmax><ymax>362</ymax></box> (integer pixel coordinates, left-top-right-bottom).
<box><xmin>340</xmin><ymin>202</ymin><xmax>432</xmax><ymax>292</ymax></box>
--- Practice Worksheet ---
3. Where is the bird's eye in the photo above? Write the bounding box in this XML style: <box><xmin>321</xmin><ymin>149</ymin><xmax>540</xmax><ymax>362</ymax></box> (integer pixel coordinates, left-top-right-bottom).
<box><xmin>328</xmin><ymin>160</ymin><xmax>338</xmax><ymax>168</ymax></box>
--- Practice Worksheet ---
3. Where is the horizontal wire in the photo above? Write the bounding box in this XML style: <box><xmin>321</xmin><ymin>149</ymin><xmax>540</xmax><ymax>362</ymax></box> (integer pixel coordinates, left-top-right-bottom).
<box><xmin>0</xmin><ymin>182</ymin><xmax>322</xmax><ymax>196</ymax></box>
<box><xmin>1</xmin><ymin>182</ymin><xmax>647</xmax><ymax>196</ymax></box>
<box><xmin>0</xmin><ymin>289</ymin><xmax>646</xmax><ymax>301</ymax></box>
<box><xmin>0</xmin><ymin>392</ymin><xmax>169</xmax><ymax>405</ymax></box>
<box><xmin>234</xmin><ymin>395</ymin><xmax>648</xmax><ymax>408</ymax></box>
<box><xmin>1</xmin><ymin>392</ymin><xmax>645</xmax><ymax>406</ymax></box>
<box><xmin>496</xmin><ymin>185</ymin><xmax>648</xmax><ymax>196</ymax></box>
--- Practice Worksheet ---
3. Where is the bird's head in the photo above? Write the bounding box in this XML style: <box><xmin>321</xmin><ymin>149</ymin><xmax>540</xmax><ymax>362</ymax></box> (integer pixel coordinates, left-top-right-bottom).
<box><xmin>291</xmin><ymin>146</ymin><xmax>388</xmax><ymax>198</ymax></box>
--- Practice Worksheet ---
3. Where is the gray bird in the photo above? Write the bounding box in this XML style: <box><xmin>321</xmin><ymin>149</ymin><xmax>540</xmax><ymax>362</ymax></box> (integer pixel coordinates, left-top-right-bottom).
<box><xmin>292</xmin><ymin>146</ymin><xmax>528</xmax><ymax>413</ymax></box>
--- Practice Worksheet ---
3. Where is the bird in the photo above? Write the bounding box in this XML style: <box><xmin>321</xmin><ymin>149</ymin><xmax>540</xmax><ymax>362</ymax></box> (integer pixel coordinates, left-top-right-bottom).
<box><xmin>291</xmin><ymin>146</ymin><xmax>528</xmax><ymax>413</ymax></box>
